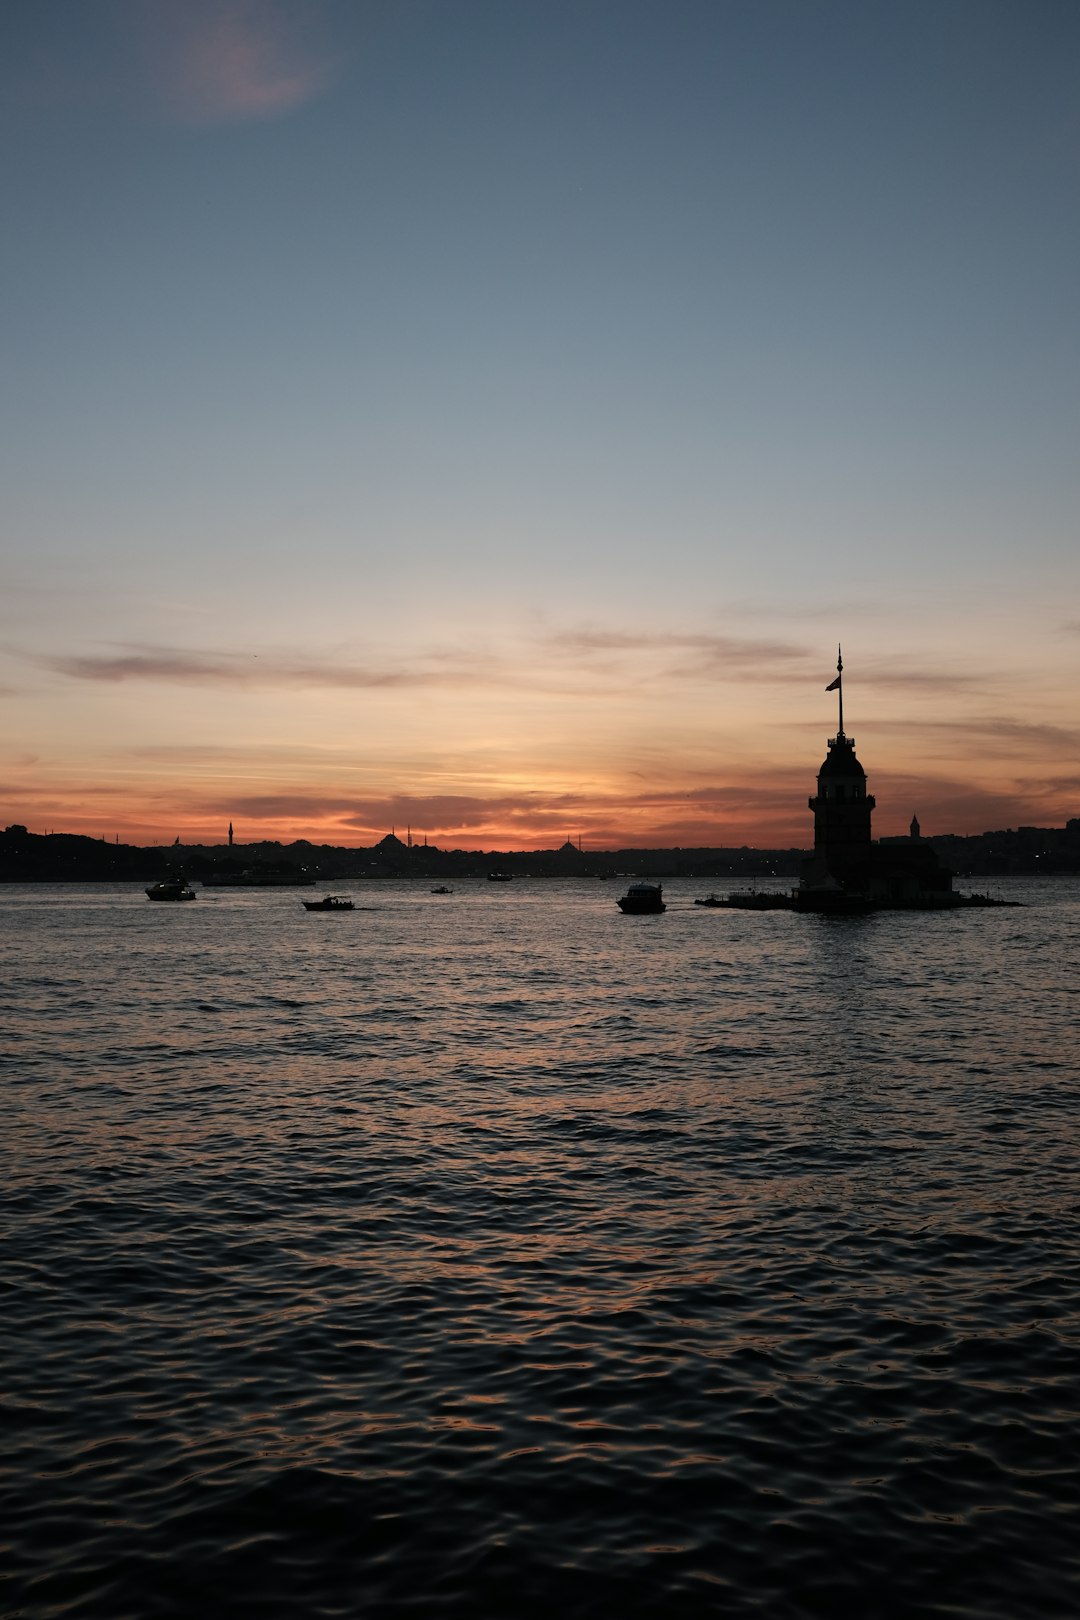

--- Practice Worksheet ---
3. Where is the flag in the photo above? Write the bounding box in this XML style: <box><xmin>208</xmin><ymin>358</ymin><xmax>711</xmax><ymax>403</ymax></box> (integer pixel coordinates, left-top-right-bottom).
<box><xmin>825</xmin><ymin>675</ymin><xmax>841</xmax><ymax>691</ymax></box>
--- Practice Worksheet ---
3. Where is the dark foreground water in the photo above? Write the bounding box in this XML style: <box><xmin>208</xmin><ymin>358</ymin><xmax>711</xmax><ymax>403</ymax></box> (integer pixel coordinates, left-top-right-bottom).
<box><xmin>2</xmin><ymin>876</ymin><xmax>1079</xmax><ymax>1619</ymax></box>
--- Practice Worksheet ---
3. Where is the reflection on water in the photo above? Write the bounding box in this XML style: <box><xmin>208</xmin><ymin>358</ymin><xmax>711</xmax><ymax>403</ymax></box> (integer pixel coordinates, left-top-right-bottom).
<box><xmin>2</xmin><ymin>878</ymin><xmax>1079</xmax><ymax>1619</ymax></box>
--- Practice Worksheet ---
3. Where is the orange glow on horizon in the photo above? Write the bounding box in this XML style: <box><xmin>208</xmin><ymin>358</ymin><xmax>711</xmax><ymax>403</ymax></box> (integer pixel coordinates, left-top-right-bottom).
<box><xmin>7</xmin><ymin>762</ymin><xmax>1076</xmax><ymax>852</ymax></box>
<box><xmin>4</xmin><ymin>622</ymin><xmax>1078</xmax><ymax>850</ymax></box>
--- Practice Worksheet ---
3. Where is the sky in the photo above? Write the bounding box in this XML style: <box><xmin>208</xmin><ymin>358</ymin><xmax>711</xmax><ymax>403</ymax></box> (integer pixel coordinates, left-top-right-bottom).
<box><xmin>2</xmin><ymin>0</ymin><xmax>1078</xmax><ymax>850</ymax></box>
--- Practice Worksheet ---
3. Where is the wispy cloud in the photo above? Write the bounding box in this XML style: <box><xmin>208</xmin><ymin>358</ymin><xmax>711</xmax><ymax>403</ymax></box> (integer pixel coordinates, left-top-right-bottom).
<box><xmin>4</xmin><ymin>0</ymin><xmax>339</xmax><ymax>125</ymax></box>
<box><xmin>870</xmin><ymin>716</ymin><xmax>1080</xmax><ymax>758</ymax></box>
<box><xmin>167</xmin><ymin>781</ymin><xmax>814</xmax><ymax>848</ymax></box>
<box><xmin>24</xmin><ymin>628</ymin><xmax>1019</xmax><ymax>707</ymax></box>
<box><xmin>552</xmin><ymin>627</ymin><xmax>812</xmax><ymax>668</ymax></box>
<box><xmin>6</xmin><ymin>757</ymin><xmax>1075</xmax><ymax>849</ymax></box>
<box><xmin>136</xmin><ymin>0</ymin><xmax>338</xmax><ymax>125</ymax></box>
<box><xmin>29</xmin><ymin>628</ymin><xmax>817</xmax><ymax>695</ymax></box>
<box><xmin>546</xmin><ymin>629</ymin><xmax>1005</xmax><ymax>696</ymax></box>
<box><xmin>36</xmin><ymin>643</ymin><xmax>501</xmax><ymax>690</ymax></box>
<box><xmin>868</xmin><ymin>766</ymin><xmax>1074</xmax><ymax>839</ymax></box>
<box><xmin>857</xmin><ymin>667</ymin><xmax>984</xmax><ymax>693</ymax></box>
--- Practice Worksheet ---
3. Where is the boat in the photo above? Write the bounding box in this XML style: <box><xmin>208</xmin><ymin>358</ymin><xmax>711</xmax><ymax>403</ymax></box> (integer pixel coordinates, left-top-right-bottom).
<box><xmin>146</xmin><ymin>878</ymin><xmax>196</xmax><ymax>902</ymax></box>
<box><xmin>617</xmin><ymin>882</ymin><xmax>665</xmax><ymax>914</ymax></box>
<box><xmin>431</xmin><ymin>885</ymin><xmax>453</xmax><ymax>894</ymax></box>
<box><xmin>302</xmin><ymin>895</ymin><xmax>354</xmax><ymax>912</ymax></box>
<box><xmin>694</xmin><ymin>893</ymin><xmax>724</xmax><ymax>907</ymax></box>
<box><xmin>488</xmin><ymin>872</ymin><xmax>513</xmax><ymax>882</ymax></box>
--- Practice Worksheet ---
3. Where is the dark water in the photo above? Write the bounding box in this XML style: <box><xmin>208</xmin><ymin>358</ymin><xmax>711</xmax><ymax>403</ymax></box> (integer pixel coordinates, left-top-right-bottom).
<box><xmin>3</xmin><ymin>877</ymin><xmax>1079</xmax><ymax>1619</ymax></box>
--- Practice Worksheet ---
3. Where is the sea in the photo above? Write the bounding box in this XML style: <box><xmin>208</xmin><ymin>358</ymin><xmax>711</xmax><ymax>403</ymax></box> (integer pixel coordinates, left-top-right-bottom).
<box><xmin>2</xmin><ymin>876</ymin><xmax>1079</xmax><ymax>1620</ymax></box>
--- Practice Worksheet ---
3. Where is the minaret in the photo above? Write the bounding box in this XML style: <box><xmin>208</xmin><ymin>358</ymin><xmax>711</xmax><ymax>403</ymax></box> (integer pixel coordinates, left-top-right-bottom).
<box><xmin>228</xmin><ymin>821</ymin><xmax>234</xmax><ymax>847</ymax></box>
<box><xmin>807</xmin><ymin>647</ymin><xmax>875</xmax><ymax>891</ymax></box>
<box><xmin>910</xmin><ymin>814</ymin><xmax>920</xmax><ymax>840</ymax></box>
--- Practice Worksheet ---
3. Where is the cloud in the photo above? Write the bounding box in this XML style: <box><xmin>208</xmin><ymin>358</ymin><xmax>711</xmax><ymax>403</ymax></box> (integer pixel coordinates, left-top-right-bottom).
<box><xmin>545</xmin><ymin>629</ymin><xmax>1004</xmax><ymax>696</ymax></box>
<box><xmin>857</xmin><ymin>667</ymin><xmax>983</xmax><ymax>693</ymax></box>
<box><xmin>172</xmin><ymin>776</ymin><xmax>815</xmax><ymax>847</ymax></box>
<box><xmin>37</xmin><ymin>644</ymin><xmax>500</xmax><ymax>690</ymax></box>
<box><xmin>32</xmin><ymin>628</ymin><xmax>816</xmax><ymax>697</ymax></box>
<box><xmin>27</xmin><ymin>618</ymin><xmax>1022</xmax><ymax>706</ymax></box>
<box><xmin>2</xmin><ymin>0</ymin><xmax>339</xmax><ymax>125</ymax></box>
<box><xmin>869</xmin><ymin>716</ymin><xmax>1080</xmax><ymax>758</ymax></box>
<box><xmin>867</xmin><ymin>769</ymin><xmax>1067</xmax><ymax>839</ymax></box>
<box><xmin>552</xmin><ymin>626</ymin><xmax>812</xmax><ymax>668</ymax></box>
<box><xmin>135</xmin><ymin>0</ymin><xmax>338</xmax><ymax>125</ymax></box>
<box><xmin>7</xmin><ymin>756</ymin><xmax>1076</xmax><ymax>849</ymax></box>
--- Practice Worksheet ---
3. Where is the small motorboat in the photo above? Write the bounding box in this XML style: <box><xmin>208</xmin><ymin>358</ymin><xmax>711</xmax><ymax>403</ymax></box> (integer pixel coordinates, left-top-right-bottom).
<box><xmin>617</xmin><ymin>882</ymin><xmax>665</xmax><ymax>914</ymax></box>
<box><xmin>694</xmin><ymin>893</ymin><xmax>724</xmax><ymax>907</ymax></box>
<box><xmin>430</xmin><ymin>885</ymin><xmax>453</xmax><ymax>894</ymax></box>
<box><xmin>487</xmin><ymin>872</ymin><xmax>513</xmax><ymax>882</ymax></box>
<box><xmin>302</xmin><ymin>895</ymin><xmax>354</xmax><ymax>912</ymax></box>
<box><xmin>146</xmin><ymin>879</ymin><xmax>196</xmax><ymax>902</ymax></box>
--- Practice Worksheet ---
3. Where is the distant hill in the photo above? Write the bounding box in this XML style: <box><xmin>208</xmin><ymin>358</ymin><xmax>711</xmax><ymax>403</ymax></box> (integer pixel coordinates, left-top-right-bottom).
<box><xmin>3</xmin><ymin>819</ymin><xmax>1078</xmax><ymax>882</ymax></box>
<box><xmin>0</xmin><ymin>826</ymin><xmax>171</xmax><ymax>883</ymax></box>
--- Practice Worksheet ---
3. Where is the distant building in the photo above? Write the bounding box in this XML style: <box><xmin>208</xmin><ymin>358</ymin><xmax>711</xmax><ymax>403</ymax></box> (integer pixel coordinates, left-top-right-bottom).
<box><xmin>800</xmin><ymin>650</ymin><xmax>954</xmax><ymax>909</ymax></box>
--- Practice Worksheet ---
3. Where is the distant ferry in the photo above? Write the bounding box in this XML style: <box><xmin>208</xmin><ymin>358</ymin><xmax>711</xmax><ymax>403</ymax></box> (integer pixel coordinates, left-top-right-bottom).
<box><xmin>487</xmin><ymin>872</ymin><xmax>514</xmax><ymax>882</ymax></box>
<box><xmin>302</xmin><ymin>895</ymin><xmax>354</xmax><ymax>912</ymax></box>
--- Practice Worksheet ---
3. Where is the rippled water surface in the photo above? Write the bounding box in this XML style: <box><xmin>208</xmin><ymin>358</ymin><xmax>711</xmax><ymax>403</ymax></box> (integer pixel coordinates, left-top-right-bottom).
<box><xmin>3</xmin><ymin>877</ymin><xmax>1080</xmax><ymax>1619</ymax></box>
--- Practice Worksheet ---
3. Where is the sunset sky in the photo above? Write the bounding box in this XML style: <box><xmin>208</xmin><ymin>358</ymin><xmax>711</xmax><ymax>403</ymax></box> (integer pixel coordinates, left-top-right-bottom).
<box><xmin>2</xmin><ymin>0</ymin><xmax>1078</xmax><ymax>849</ymax></box>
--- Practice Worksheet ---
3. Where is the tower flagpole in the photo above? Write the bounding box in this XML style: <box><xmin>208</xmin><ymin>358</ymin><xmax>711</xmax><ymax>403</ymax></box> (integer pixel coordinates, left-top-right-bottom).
<box><xmin>825</xmin><ymin>645</ymin><xmax>844</xmax><ymax>735</ymax></box>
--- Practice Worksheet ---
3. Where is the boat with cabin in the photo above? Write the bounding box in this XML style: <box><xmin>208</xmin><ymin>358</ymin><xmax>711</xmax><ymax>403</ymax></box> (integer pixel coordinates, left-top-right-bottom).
<box><xmin>617</xmin><ymin>882</ymin><xmax>665</xmax><ymax>914</ymax></box>
<box><xmin>146</xmin><ymin>878</ymin><xmax>196</xmax><ymax>902</ymax></box>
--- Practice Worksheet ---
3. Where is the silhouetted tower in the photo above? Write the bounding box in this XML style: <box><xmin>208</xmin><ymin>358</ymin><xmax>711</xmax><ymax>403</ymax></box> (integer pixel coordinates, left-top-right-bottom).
<box><xmin>808</xmin><ymin>647</ymin><xmax>876</xmax><ymax>891</ymax></box>
<box><xmin>910</xmin><ymin>814</ymin><xmax>920</xmax><ymax>840</ymax></box>
<box><xmin>228</xmin><ymin>821</ymin><xmax>234</xmax><ymax>847</ymax></box>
